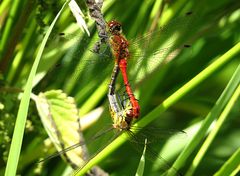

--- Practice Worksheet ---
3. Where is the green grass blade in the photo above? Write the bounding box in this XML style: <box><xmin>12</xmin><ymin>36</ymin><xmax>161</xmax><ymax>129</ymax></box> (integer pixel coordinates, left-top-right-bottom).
<box><xmin>167</xmin><ymin>60</ymin><xmax>240</xmax><ymax>175</ymax></box>
<box><xmin>214</xmin><ymin>148</ymin><xmax>240</xmax><ymax>176</ymax></box>
<box><xmin>135</xmin><ymin>139</ymin><xmax>147</xmax><ymax>176</ymax></box>
<box><xmin>137</xmin><ymin>42</ymin><xmax>240</xmax><ymax>128</ymax></box>
<box><xmin>79</xmin><ymin>78</ymin><xmax>108</xmax><ymax>116</ymax></box>
<box><xmin>0</xmin><ymin>0</ymin><xmax>21</xmax><ymax>60</ymax></box>
<box><xmin>74</xmin><ymin>42</ymin><xmax>240</xmax><ymax>176</ymax></box>
<box><xmin>186</xmin><ymin>83</ymin><xmax>240</xmax><ymax>176</ymax></box>
<box><xmin>4</xmin><ymin>2</ymin><xmax>69</xmax><ymax>176</ymax></box>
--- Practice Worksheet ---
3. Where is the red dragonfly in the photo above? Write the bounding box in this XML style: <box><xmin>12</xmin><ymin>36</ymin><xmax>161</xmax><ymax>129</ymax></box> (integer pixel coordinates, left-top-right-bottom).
<box><xmin>107</xmin><ymin>20</ymin><xmax>140</xmax><ymax>119</ymax></box>
<box><xmin>104</xmin><ymin>12</ymin><xmax>192</xmax><ymax>120</ymax></box>
<box><xmin>39</xmin><ymin>11</ymin><xmax>193</xmax><ymax>176</ymax></box>
<box><xmin>47</xmin><ymin>12</ymin><xmax>193</xmax><ymax>108</ymax></box>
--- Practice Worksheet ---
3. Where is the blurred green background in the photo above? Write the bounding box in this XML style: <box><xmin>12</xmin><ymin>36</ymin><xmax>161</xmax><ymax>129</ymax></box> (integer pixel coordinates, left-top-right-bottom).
<box><xmin>0</xmin><ymin>0</ymin><xmax>239</xmax><ymax>176</ymax></box>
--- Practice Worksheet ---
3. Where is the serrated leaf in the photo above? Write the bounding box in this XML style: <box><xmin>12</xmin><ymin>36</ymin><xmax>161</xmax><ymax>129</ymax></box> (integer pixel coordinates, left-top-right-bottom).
<box><xmin>35</xmin><ymin>89</ymin><xmax>87</xmax><ymax>168</ymax></box>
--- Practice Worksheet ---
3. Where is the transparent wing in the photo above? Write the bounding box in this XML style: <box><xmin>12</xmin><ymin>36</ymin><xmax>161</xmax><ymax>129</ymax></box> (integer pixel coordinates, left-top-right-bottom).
<box><xmin>38</xmin><ymin>125</ymin><xmax>114</xmax><ymax>164</ymax></box>
<box><xmin>128</xmin><ymin>125</ymin><xmax>186</xmax><ymax>144</ymax></box>
<box><xmin>129</xmin><ymin>11</ymin><xmax>194</xmax><ymax>56</ymax></box>
<box><xmin>44</xmin><ymin>30</ymin><xmax>117</xmax><ymax>100</ymax></box>
<box><xmin>45</xmin><ymin>12</ymin><xmax>194</xmax><ymax>94</ymax></box>
<box><xmin>126</xmin><ymin>12</ymin><xmax>195</xmax><ymax>83</ymax></box>
<box><xmin>126</xmin><ymin>126</ymin><xmax>186</xmax><ymax>176</ymax></box>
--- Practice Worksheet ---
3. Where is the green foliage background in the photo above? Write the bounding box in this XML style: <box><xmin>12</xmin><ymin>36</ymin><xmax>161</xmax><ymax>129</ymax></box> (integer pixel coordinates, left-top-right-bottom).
<box><xmin>0</xmin><ymin>0</ymin><xmax>239</xmax><ymax>176</ymax></box>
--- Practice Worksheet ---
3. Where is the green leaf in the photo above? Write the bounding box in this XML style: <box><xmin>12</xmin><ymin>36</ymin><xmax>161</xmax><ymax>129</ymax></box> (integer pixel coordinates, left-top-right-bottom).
<box><xmin>168</xmin><ymin>62</ymin><xmax>240</xmax><ymax>176</ymax></box>
<box><xmin>135</xmin><ymin>138</ymin><xmax>147</xmax><ymax>176</ymax></box>
<box><xmin>185</xmin><ymin>83</ymin><xmax>240</xmax><ymax>176</ymax></box>
<box><xmin>35</xmin><ymin>90</ymin><xmax>86</xmax><ymax>168</ymax></box>
<box><xmin>4</xmin><ymin>2</ymin><xmax>69</xmax><ymax>176</ymax></box>
<box><xmin>214</xmin><ymin>148</ymin><xmax>240</xmax><ymax>176</ymax></box>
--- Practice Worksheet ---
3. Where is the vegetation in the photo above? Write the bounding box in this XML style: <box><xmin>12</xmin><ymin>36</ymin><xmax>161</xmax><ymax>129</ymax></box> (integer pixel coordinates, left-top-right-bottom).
<box><xmin>0</xmin><ymin>0</ymin><xmax>239</xmax><ymax>176</ymax></box>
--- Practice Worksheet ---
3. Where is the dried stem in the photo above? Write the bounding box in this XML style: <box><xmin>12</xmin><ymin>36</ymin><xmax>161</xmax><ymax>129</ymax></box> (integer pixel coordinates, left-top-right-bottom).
<box><xmin>86</xmin><ymin>0</ymin><xmax>108</xmax><ymax>53</ymax></box>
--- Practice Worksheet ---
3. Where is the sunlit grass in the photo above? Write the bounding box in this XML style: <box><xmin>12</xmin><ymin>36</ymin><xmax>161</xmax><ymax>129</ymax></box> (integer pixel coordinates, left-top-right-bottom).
<box><xmin>0</xmin><ymin>0</ymin><xmax>239</xmax><ymax>176</ymax></box>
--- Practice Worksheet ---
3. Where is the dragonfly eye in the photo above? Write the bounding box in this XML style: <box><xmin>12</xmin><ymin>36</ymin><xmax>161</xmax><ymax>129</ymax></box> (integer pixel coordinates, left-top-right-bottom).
<box><xmin>114</xmin><ymin>25</ymin><xmax>121</xmax><ymax>32</ymax></box>
<box><xmin>108</xmin><ymin>20</ymin><xmax>122</xmax><ymax>34</ymax></box>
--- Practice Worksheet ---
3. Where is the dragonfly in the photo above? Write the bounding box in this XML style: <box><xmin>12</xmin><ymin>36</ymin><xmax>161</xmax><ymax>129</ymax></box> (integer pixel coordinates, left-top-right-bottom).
<box><xmin>46</xmin><ymin>12</ymin><xmax>193</xmax><ymax>109</ymax></box>
<box><xmin>107</xmin><ymin>20</ymin><xmax>140</xmax><ymax>119</ymax></box>
<box><xmin>39</xmin><ymin>12</ymin><xmax>193</xmax><ymax>175</ymax></box>
<box><xmin>106</xmin><ymin>12</ymin><xmax>192</xmax><ymax>121</ymax></box>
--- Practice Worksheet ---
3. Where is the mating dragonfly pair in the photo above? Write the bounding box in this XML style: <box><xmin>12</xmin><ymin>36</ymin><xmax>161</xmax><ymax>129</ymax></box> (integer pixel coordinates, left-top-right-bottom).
<box><xmin>107</xmin><ymin>20</ymin><xmax>140</xmax><ymax>131</ymax></box>
<box><xmin>39</xmin><ymin>12</ymin><xmax>194</xmax><ymax>176</ymax></box>
<box><xmin>104</xmin><ymin>11</ymin><xmax>193</xmax><ymax>130</ymax></box>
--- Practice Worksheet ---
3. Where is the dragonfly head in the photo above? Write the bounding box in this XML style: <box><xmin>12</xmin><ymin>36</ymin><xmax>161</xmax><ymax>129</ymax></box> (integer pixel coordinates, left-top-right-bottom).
<box><xmin>107</xmin><ymin>20</ymin><xmax>122</xmax><ymax>35</ymax></box>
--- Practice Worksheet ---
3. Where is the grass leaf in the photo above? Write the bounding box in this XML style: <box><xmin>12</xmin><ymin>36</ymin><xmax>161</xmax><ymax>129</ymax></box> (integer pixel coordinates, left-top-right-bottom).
<box><xmin>4</xmin><ymin>2</ymin><xmax>69</xmax><ymax>175</ymax></box>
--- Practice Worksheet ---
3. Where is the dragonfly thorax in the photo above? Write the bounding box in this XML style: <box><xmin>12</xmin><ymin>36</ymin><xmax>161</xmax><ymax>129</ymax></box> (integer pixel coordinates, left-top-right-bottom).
<box><xmin>108</xmin><ymin>34</ymin><xmax>129</xmax><ymax>62</ymax></box>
